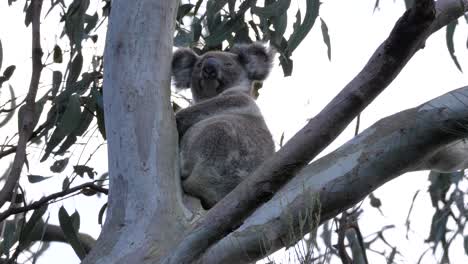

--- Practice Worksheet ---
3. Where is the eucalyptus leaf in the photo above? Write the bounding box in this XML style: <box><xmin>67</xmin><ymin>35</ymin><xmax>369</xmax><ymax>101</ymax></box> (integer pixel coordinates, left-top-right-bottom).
<box><xmin>0</xmin><ymin>85</ymin><xmax>15</xmax><ymax>128</ymax></box>
<box><xmin>18</xmin><ymin>204</ymin><xmax>48</xmax><ymax>250</ymax></box>
<box><xmin>446</xmin><ymin>21</ymin><xmax>462</xmax><ymax>72</ymax></box>
<box><xmin>27</xmin><ymin>174</ymin><xmax>53</xmax><ymax>183</ymax></box>
<box><xmin>0</xmin><ymin>220</ymin><xmax>19</xmax><ymax>255</ymax></box>
<box><xmin>252</xmin><ymin>0</ymin><xmax>290</xmax><ymax>18</ymax></box>
<box><xmin>24</xmin><ymin>2</ymin><xmax>32</xmax><ymax>27</ymax></box>
<box><xmin>205</xmin><ymin>17</ymin><xmax>244</xmax><ymax>47</ymax></box>
<box><xmin>41</xmin><ymin>94</ymin><xmax>82</xmax><ymax>161</ymax></box>
<box><xmin>84</xmin><ymin>12</ymin><xmax>98</xmax><ymax>34</ymax></box>
<box><xmin>320</xmin><ymin>18</ymin><xmax>331</xmax><ymax>61</ymax></box>
<box><xmin>67</xmin><ymin>52</ymin><xmax>83</xmax><ymax>86</ymax></box>
<box><xmin>74</xmin><ymin>165</ymin><xmax>96</xmax><ymax>179</ymax></box>
<box><xmin>3</xmin><ymin>65</ymin><xmax>16</xmax><ymax>80</ymax></box>
<box><xmin>52</xmin><ymin>71</ymin><xmax>63</xmax><ymax>97</ymax></box>
<box><xmin>50</xmin><ymin>158</ymin><xmax>70</xmax><ymax>173</ymax></box>
<box><xmin>177</xmin><ymin>4</ymin><xmax>194</xmax><ymax>22</ymax></box>
<box><xmin>426</xmin><ymin>208</ymin><xmax>449</xmax><ymax>250</ymax></box>
<box><xmin>53</xmin><ymin>45</ymin><xmax>63</xmax><ymax>63</ymax></box>
<box><xmin>58</xmin><ymin>206</ymin><xmax>87</xmax><ymax>259</ymax></box>
<box><xmin>286</xmin><ymin>0</ymin><xmax>320</xmax><ymax>55</ymax></box>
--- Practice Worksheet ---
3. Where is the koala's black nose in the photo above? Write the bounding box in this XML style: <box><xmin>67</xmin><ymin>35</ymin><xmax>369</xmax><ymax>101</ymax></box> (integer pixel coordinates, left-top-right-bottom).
<box><xmin>202</xmin><ymin>58</ymin><xmax>219</xmax><ymax>79</ymax></box>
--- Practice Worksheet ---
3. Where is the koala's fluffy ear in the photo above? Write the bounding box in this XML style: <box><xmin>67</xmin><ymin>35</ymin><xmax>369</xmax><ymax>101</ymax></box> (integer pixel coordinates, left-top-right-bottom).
<box><xmin>230</xmin><ymin>43</ymin><xmax>274</xmax><ymax>81</ymax></box>
<box><xmin>171</xmin><ymin>48</ymin><xmax>198</xmax><ymax>88</ymax></box>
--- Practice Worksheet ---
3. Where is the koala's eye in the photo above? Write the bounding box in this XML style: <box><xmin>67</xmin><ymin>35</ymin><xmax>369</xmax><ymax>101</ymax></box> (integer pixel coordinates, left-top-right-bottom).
<box><xmin>224</xmin><ymin>62</ymin><xmax>233</xmax><ymax>67</ymax></box>
<box><xmin>196</xmin><ymin>62</ymin><xmax>202</xmax><ymax>68</ymax></box>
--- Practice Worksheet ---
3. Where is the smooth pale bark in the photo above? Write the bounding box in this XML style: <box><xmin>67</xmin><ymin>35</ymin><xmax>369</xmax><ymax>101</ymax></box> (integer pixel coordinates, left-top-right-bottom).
<box><xmin>82</xmin><ymin>1</ymin><xmax>186</xmax><ymax>263</ymax></box>
<box><xmin>199</xmin><ymin>86</ymin><xmax>468</xmax><ymax>263</ymax></box>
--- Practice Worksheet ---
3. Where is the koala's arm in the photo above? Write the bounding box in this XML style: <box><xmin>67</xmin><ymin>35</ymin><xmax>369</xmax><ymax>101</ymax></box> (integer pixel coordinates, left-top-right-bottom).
<box><xmin>176</xmin><ymin>91</ymin><xmax>256</xmax><ymax>137</ymax></box>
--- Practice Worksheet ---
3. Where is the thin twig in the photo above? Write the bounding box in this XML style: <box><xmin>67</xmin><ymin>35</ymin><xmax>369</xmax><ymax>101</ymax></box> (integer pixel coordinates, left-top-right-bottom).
<box><xmin>0</xmin><ymin>182</ymin><xmax>108</xmax><ymax>222</ymax></box>
<box><xmin>0</xmin><ymin>0</ymin><xmax>44</xmax><ymax>208</ymax></box>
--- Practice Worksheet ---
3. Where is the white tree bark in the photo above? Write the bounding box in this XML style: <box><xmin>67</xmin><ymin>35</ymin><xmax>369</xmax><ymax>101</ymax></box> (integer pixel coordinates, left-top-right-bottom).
<box><xmin>82</xmin><ymin>1</ymin><xmax>186</xmax><ymax>263</ymax></box>
<box><xmin>199</xmin><ymin>86</ymin><xmax>468</xmax><ymax>263</ymax></box>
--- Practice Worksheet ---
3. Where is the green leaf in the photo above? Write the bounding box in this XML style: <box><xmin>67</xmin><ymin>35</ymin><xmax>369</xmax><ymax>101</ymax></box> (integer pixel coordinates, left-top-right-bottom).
<box><xmin>191</xmin><ymin>17</ymin><xmax>202</xmax><ymax>43</ymax></box>
<box><xmin>464</xmin><ymin>236</ymin><xmax>468</xmax><ymax>255</ymax></box>
<box><xmin>205</xmin><ymin>17</ymin><xmax>244</xmax><ymax>47</ymax></box>
<box><xmin>58</xmin><ymin>94</ymin><xmax>82</xmax><ymax>135</ymax></box>
<box><xmin>0</xmin><ymin>220</ymin><xmax>20</xmax><ymax>255</ymax></box>
<box><xmin>207</xmin><ymin>0</ymin><xmax>228</xmax><ymax>16</ymax></box>
<box><xmin>67</xmin><ymin>52</ymin><xmax>84</xmax><ymax>86</ymax></box>
<box><xmin>271</xmin><ymin>13</ymin><xmax>287</xmax><ymax>46</ymax></box>
<box><xmin>369</xmin><ymin>193</ymin><xmax>382</xmax><ymax>208</ymax></box>
<box><xmin>426</xmin><ymin>208</ymin><xmax>449</xmax><ymax>250</ymax></box>
<box><xmin>73</xmin><ymin>165</ymin><xmax>96</xmax><ymax>179</ymax></box>
<box><xmin>177</xmin><ymin>4</ymin><xmax>194</xmax><ymax>22</ymax></box>
<box><xmin>52</xmin><ymin>71</ymin><xmax>63</xmax><ymax>97</ymax></box>
<box><xmin>446</xmin><ymin>21</ymin><xmax>462</xmax><ymax>72</ymax></box>
<box><xmin>19</xmin><ymin>204</ymin><xmax>48</xmax><ymax>250</ymax></box>
<box><xmin>0</xmin><ymin>85</ymin><xmax>15</xmax><ymax>128</ymax></box>
<box><xmin>292</xmin><ymin>10</ymin><xmax>301</xmax><ymax>32</ymax></box>
<box><xmin>193</xmin><ymin>0</ymin><xmax>203</xmax><ymax>15</ymax></box>
<box><xmin>320</xmin><ymin>18</ymin><xmax>331</xmax><ymax>61</ymax></box>
<box><xmin>27</xmin><ymin>174</ymin><xmax>53</xmax><ymax>183</ymax></box>
<box><xmin>84</xmin><ymin>12</ymin><xmax>98</xmax><ymax>34</ymax></box>
<box><xmin>64</xmin><ymin>0</ymin><xmax>90</xmax><ymax>50</ymax></box>
<box><xmin>41</xmin><ymin>94</ymin><xmax>82</xmax><ymax>162</ymax></box>
<box><xmin>174</xmin><ymin>30</ymin><xmax>193</xmax><ymax>48</ymax></box>
<box><xmin>428</xmin><ymin>171</ymin><xmax>451</xmax><ymax>207</ymax></box>
<box><xmin>62</xmin><ymin>177</ymin><xmax>70</xmax><ymax>190</ymax></box>
<box><xmin>24</xmin><ymin>2</ymin><xmax>33</xmax><ymax>27</ymax></box>
<box><xmin>279</xmin><ymin>53</ymin><xmax>293</xmax><ymax>76</ymax></box>
<box><xmin>53</xmin><ymin>45</ymin><xmax>63</xmax><ymax>63</ymax></box>
<box><xmin>93</xmin><ymin>88</ymin><xmax>106</xmax><ymax>139</ymax></box>
<box><xmin>71</xmin><ymin>210</ymin><xmax>81</xmax><ymax>232</ymax></box>
<box><xmin>3</xmin><ymin>65</ymin><xmax>16</xmax><ymax>80</ymax></box>
<box><xmin>58</xmin><ymin>206</ymin><xmax>87</xmax><ymax>259</ymax></box>
<box><xmin>50</xmin><ymin>158</ymin><xmax>69</xmax><ymax>173</ymax></box>
<box><xmin>98</xmin><ymin>203</ymin><xmax>107</xmax><ymax>225</ymax></box>
<box><xmin>286</xmin><ymin>0</ymin><xmax>320</xmax><ymax>55</ymax></box>
<box><xmin>251</xmin><ymin>0</ymin><xmax>291</xmax><ymax>18</ymax></box>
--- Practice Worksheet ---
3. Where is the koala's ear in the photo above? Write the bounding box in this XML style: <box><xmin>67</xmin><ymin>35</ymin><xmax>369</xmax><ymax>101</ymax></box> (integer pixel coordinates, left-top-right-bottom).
<box><xmin>171</xmin><ymin>48</ymin><xmax>199</xmax><ymax>88</ymax></box>
<box><xmin>230</xmin><ymin>43</ymin><xmax>275</xmax><ymax>81</ymax></box>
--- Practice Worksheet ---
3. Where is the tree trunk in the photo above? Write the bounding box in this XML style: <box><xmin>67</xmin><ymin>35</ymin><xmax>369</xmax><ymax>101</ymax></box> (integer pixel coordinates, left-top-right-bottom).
<box><xmin>82</xmin><ymin>1</ymin><xmax>188</xmax><ymax>263</ymax></box>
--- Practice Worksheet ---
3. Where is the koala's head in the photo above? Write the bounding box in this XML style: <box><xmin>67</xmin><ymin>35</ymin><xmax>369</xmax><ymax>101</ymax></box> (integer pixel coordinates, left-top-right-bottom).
<box><xmin>171</xmin><ymin>43</ymin><xmax>274</xmax><ymax>102</ymax></box>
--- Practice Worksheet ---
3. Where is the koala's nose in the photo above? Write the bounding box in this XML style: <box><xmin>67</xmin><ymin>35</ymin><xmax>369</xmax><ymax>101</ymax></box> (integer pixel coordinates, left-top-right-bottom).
<box><xmin>202</xmin><ymin>58</ymin><xmax>219</xmax><ymax>79</ymax></box>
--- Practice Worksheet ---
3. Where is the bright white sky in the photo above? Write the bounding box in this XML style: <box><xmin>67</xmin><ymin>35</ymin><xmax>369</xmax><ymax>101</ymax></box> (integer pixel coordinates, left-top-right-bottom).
<box><xmin>0</xmin><ymin>0</ymin><xmax>468</xmax><ymax>263</ymax></box>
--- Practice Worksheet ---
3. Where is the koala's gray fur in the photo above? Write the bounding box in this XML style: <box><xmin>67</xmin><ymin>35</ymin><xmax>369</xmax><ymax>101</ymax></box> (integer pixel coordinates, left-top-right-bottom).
<box><xmin>172</xmin><ymin>43</ymin><xmax>275</xmax><ymax>209</ymax></box>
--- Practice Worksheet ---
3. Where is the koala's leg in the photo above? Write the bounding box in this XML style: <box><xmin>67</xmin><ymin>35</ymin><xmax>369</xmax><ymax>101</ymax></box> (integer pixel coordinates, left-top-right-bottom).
<box><xmin>182</xmin><ymin>162</ymin><xmax>228</xmax><ymax>209</ymax></box>
<box><xmin>180</xmin><ymin>120</ymin><xmax>245</xmax><ymax>208</ymax></box>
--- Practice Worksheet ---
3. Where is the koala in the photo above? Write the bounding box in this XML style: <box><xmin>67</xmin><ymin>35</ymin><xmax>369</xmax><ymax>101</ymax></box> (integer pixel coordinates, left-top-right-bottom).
<box><xmin>172</xmin><ymin>43</ymin><xmax>275</xmax><ymax>209</ymax></box>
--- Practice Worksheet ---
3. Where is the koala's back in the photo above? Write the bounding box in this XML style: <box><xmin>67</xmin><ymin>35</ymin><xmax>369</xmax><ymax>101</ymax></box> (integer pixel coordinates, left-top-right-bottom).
<box><xmin>180</xmin><ymin>110</ymin><xmax>274</xmax><ymax>209</ymax></box>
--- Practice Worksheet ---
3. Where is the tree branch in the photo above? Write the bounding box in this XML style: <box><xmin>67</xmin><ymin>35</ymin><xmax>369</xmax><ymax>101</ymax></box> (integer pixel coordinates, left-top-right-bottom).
<box><xmin>199</xmin><ymin>86</ymin><xmax>468</xmax><ymax>263</ymax></box>
<box><xmin>0</xmin><ymin>182</ymin><xmax>107</xmax><ymax>222</ymax></box>
<box><xmin>2</xmin><ymin>220</ymin><xmax>96</xmax><ymax>252</ymax></box>
<box><xmin>0</xmin><ymin>0</ymin><xmax>44</xmax><ymax>208</ymax></box>
<box><xmin>166</xmin><ymin>0</ymin><xmax>468</xmax><ymax>262</ymax></box>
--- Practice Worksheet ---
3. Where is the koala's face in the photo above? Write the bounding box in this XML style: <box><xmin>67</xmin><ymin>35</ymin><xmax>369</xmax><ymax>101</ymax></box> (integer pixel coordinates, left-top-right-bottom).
<box><xmin>172</xmin><ymin>43</ymin><xmax>273</xmax><ymax>102</ymax></box>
